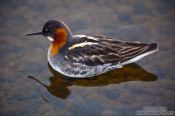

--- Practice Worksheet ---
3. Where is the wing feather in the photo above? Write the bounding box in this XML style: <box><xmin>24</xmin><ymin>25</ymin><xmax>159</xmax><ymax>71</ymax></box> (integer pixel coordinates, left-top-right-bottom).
<box><xmin>66</xmin><ymin>35</ymin><xmax>151</xmax><ymax>66</ymax></box>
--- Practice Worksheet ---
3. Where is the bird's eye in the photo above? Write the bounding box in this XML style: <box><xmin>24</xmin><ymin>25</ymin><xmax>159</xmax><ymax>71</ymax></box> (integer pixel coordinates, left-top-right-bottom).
<box><xmin>45</xmin><ymin>28</ymin><xmax>48</xmax><ymax>32</ymax></box>
<box><xmin>44</xmin><ymin>28</ymin><xmax>49</xmax><ymax>32</ymax></box>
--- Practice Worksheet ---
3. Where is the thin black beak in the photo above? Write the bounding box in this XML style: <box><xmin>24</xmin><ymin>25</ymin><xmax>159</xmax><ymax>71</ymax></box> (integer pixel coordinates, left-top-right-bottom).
<box><xmin>25</xmin><ymin>32</ymin><xmax>43</xmax><ymax>36</ymax></box>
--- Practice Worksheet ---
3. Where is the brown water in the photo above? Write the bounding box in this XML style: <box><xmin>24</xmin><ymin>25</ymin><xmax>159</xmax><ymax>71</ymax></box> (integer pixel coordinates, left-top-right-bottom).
<box><xmin>0</xmin><ymin>0</ymin><xmax>175</xmax><ymax>116</ymax></box>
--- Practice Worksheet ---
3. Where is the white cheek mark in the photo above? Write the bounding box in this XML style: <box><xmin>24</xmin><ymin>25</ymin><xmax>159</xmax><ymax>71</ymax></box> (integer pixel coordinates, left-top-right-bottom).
<box><xmin>47</xmin><ymin>36</ymin><xmax>54</xmax><ymax>41</ymax></box>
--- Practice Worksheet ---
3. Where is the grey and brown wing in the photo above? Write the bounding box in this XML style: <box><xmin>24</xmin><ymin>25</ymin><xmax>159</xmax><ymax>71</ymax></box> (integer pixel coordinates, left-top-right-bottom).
<box><xmin>66</xmin><ymin>35</ymin><xmax>157</xmax><ymax>66</ymax></box>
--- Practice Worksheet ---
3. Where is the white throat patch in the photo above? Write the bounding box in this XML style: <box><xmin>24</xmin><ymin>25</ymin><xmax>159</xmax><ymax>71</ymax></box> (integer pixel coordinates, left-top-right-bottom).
<box><xmin>47</xmin><ymin>36</ymin><xmax>54</xmax><ymax>41</ymax></box>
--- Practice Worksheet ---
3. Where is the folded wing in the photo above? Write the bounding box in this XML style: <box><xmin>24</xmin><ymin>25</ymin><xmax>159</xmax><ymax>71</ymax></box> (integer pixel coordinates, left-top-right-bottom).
<box><xmin>66</xmin><ymin>35</ymin><xmax>157</xmax><ymax>66</ymax></box>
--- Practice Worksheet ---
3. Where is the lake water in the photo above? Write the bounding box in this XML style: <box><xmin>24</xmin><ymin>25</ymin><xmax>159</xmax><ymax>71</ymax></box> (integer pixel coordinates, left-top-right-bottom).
<box><xmin>0</xmin><ymin>0</ymin><xmax>175</xmax><ymax>116</ymax></box>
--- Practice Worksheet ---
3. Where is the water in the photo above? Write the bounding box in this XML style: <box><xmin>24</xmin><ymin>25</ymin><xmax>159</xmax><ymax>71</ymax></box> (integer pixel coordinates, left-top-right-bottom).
<box><xmin>0</xmin><ymin>0</ymin><xmax>175</xmax><ymax>116</ymax></box>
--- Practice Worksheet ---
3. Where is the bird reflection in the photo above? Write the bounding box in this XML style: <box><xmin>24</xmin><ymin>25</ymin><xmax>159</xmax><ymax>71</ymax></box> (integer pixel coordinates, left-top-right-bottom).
<box><xmin>28</xmin><ymin>63</ymin><xmax>157</xmax><ymax>99</ymax></box>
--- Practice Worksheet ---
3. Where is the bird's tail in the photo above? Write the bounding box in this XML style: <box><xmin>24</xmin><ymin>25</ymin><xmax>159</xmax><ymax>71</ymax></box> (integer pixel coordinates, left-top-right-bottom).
<box><xmin>146</xmin><ymin>43</ymin><xmax>158</xmax><ymax>53</ymax></box>
<box><xmin>121</xmin><ymin>43</ymin><xmax>158</xmax><ymax>65</ymax></box>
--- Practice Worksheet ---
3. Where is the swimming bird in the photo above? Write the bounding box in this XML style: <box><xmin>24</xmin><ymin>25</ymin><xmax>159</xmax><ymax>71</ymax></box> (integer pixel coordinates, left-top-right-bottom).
<box><xmin>26</xmin><ymin>20</ymin><xmax>158</xmax><ymax>78</ymax></box>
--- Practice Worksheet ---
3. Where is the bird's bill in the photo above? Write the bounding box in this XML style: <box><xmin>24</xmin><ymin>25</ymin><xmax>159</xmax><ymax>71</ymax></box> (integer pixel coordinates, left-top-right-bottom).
<box><xmin>25</xmin><ymin>32</ymin><xmax>43</xmax><ymax>36</ymax></box>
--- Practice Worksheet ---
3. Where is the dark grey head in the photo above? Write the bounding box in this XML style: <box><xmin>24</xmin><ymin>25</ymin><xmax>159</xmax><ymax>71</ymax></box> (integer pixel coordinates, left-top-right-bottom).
<box><xmin>26</xmin><ymin>20</ymin><xmax>72</xmax><ymax>41</ymax></box>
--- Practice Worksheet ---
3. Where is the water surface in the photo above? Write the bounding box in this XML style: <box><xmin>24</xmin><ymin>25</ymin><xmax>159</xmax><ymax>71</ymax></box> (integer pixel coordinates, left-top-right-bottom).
<box><xmin>0</xmin><ymin>0</ymin><xmax>175</xmax><ymax>116</ymax></box>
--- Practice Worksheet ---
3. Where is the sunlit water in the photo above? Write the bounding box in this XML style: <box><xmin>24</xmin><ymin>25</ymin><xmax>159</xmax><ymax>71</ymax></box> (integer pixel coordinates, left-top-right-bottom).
<box><xmin>0</xmin><ymin>0</ymin><xmax>175</xmax><ymax>116</ymax></box>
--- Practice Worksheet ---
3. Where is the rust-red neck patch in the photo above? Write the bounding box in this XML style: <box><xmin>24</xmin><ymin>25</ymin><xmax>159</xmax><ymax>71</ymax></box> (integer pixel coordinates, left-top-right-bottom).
<box><xmin>50</xmin><ymin>28</ymin><xmax>67</xmax><ymax>56</ymax></box>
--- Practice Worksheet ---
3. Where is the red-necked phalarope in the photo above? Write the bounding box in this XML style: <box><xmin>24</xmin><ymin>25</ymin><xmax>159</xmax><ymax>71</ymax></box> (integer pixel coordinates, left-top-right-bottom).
<box><xmin>26</xmin><ymin>20</ymin><xmax>158</xmax><ymax>78</ymax></box>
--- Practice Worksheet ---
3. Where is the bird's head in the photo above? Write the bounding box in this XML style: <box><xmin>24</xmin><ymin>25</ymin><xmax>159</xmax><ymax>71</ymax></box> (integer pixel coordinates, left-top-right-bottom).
<box><xmin>26</xmin><ymin>20</ymin><xmax>73</xmax><ymax>56</ymax></box>
<box><xmin>26</xmin><ymin>20</ymin><xmax>72</xmax><ymax>42</ymax></box>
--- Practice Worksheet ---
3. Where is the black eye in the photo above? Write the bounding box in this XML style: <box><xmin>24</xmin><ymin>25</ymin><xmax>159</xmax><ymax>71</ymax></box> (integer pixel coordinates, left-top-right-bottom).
<box><xmin>43</xmin><ymin>28</ymin><xmax>50</xmax><ymax>33</ymax></box>
<box><xmin>45</xmin><ymin>28</ymin><xmax>49</xmax><ymax>32</ymax></box>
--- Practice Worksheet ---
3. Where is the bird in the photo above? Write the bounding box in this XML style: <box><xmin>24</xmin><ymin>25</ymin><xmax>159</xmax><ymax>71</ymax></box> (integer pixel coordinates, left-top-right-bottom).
<box><xmin>26</xmin><ymin>20</ymin><xmax>158</xmax><ymax>78</ymax></box>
